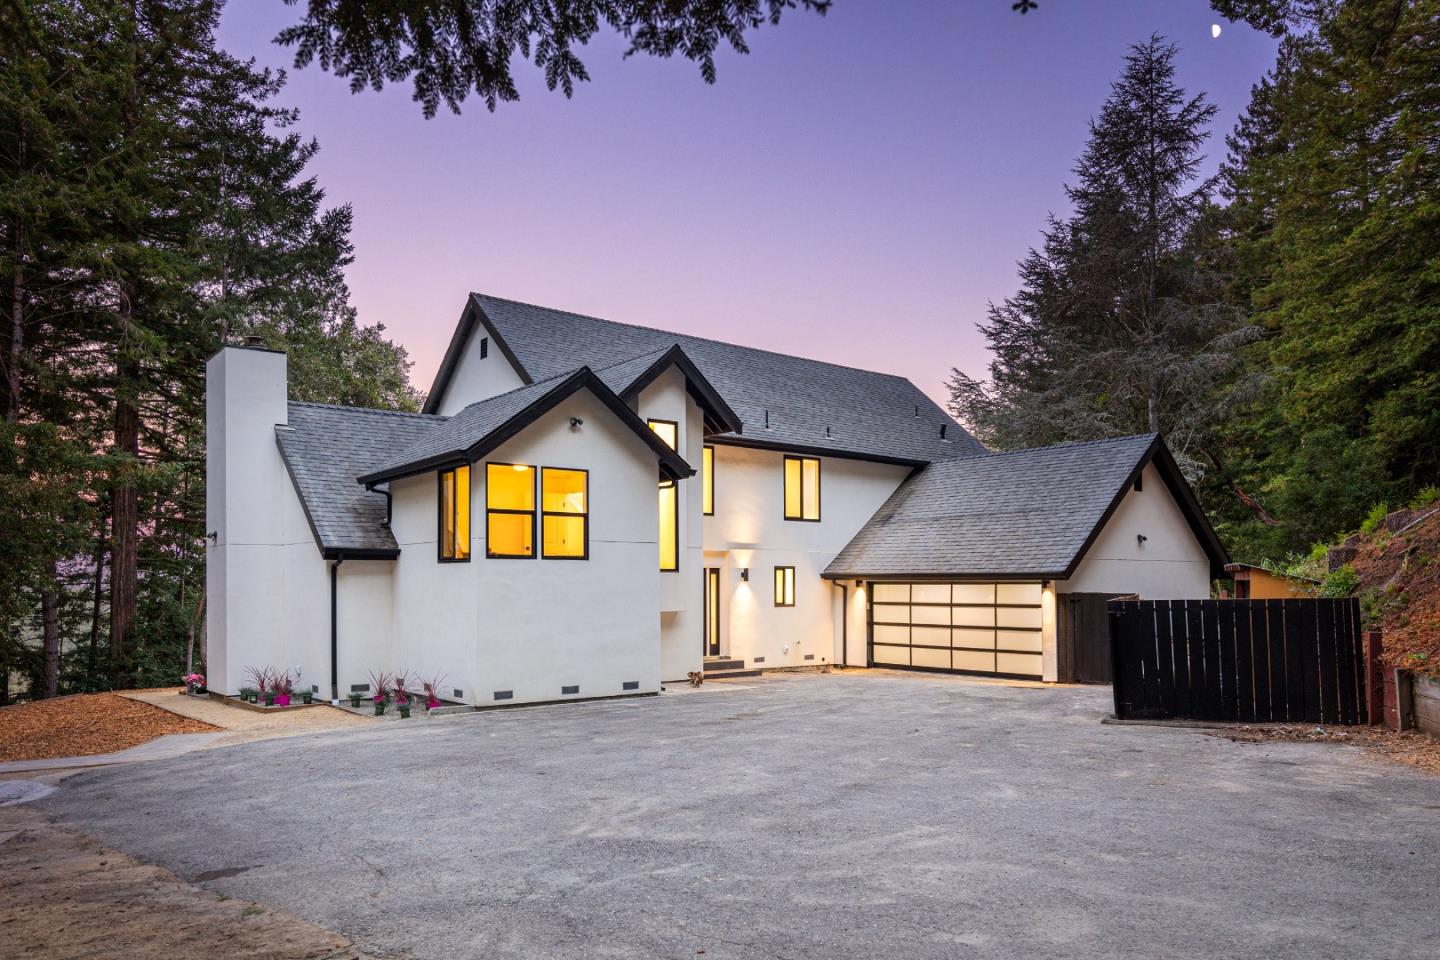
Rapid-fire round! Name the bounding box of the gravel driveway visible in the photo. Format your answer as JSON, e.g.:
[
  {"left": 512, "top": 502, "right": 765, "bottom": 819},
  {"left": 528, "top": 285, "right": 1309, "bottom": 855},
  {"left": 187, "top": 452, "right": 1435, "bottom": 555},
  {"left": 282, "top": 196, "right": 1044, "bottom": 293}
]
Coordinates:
[{"left": 38, "top": 671, "right": 1440, "bottom": 959}]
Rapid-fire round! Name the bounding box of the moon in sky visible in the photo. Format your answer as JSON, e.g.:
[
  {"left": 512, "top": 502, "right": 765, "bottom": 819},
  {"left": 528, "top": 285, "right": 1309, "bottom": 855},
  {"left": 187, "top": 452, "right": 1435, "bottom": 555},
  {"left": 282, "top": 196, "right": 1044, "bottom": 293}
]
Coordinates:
[{"left": 1211, "top": 23, "right": 1222, "bottom": 39}]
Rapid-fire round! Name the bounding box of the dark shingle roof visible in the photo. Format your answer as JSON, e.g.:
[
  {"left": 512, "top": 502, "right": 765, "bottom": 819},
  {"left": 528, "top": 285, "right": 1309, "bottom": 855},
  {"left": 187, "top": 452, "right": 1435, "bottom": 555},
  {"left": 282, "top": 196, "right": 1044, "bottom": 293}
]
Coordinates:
[
  {"left": 427, "top": 293, "right": 986, "bottom": 464},
  {"left": 356, "top": 366, "right": 693, "bottom": 487},
  {"left": 825, "top": 434, "right": 1171, "bottom": 579},
  {"left": 276, "top": 402, "right": 444, "bottom": 557}
]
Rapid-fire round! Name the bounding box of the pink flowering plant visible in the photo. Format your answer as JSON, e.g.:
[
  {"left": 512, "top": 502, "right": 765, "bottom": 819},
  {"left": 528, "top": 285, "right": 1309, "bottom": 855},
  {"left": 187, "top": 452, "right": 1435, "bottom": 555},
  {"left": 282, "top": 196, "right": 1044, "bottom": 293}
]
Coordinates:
[{"left": 182, "top": 672, "right": 205, "bottom": 694}]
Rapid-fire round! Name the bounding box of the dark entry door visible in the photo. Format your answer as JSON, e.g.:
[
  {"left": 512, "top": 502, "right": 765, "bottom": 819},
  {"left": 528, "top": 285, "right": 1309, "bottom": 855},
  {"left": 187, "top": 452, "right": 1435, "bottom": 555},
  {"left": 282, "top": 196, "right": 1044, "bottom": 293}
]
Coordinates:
[{"left": 703, "top": 567, "right": 720, "bottom": 656}]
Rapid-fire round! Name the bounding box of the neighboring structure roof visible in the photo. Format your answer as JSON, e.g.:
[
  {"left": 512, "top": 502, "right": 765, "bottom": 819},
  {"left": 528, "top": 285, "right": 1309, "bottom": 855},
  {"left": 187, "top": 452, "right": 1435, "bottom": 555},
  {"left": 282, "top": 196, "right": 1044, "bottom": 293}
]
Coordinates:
[
  {"left": 357, "top": 367, "right": 693, "bottom": 487},
  {"left": 824, "top": 434, "right": 1228, "bottom": 580},
  {"left": 423, "top": 293, "right": 987, "bottom": 465},
  {"left": 276, "top": 402, "right": 445, "bottom": 558}
]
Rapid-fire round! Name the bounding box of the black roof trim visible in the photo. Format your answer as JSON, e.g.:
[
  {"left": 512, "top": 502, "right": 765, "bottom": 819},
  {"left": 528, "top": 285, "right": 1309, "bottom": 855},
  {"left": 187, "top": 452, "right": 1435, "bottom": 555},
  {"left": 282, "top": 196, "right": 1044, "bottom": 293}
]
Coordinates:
[
  {"left": 423, "top": 297, "right": 533, "bottom": 414},
  {"left": 614, "top": 344, "right": 744, "bottom": 436},
  {"left": 709, "top": 434, "right": 928, "bottom": 468},
  {"left": 821, "top": 572, "right": 1064, "bottom": 582},
  {"left": 323, "top": 546, "right": 401, "bottom": 561},
  {"left": 362, "top": 367, "right": 693, "bottom": 487}
]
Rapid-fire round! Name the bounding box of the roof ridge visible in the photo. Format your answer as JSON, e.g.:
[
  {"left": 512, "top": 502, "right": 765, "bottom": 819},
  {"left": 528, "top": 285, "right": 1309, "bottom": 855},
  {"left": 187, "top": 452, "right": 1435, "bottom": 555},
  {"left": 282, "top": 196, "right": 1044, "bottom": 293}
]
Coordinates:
[
  {"left": 937, "top": 433, "right": 1157, "bottom": 464},
  {"left": 469, "top": 291, "right": 930, "bottom": 390},
  {"left": 288, "top": 400, "right": 446, "bottom": 421}
]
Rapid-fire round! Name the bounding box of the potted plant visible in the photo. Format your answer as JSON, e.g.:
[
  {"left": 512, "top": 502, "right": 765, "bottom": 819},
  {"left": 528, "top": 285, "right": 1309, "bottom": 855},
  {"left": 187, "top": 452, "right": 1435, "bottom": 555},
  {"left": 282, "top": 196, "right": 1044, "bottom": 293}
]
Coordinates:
[
  {"left": 393, "top": 670, "right": 412, "bottom": 718},
  {"left": 239, "top": 685, "right": 258, "bottom": 704},
  {"left": 273, "top": 670, "right": 293, "bottom": 707},
  {"left": 300, "top": 687, "right": 313, "bottom": 705},
  {"left": 420, "top": 672, "right": 448, "bottom": 713},
  {"left": 348, "top": 690, "right": 362, "bottom": 708},
  {"left": 181, "top": 672, "right": 205, "bottom": 696},
  {"left": 244, "top": 665, "right": 268, "bottom": 704},
  {"left": 367, "top": 670, "right": 391, "bottom": 716}
]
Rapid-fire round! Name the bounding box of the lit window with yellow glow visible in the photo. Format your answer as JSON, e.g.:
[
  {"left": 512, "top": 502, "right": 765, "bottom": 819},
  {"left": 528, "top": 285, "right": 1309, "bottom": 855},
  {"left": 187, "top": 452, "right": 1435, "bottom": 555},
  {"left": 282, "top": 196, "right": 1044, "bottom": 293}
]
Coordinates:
[
  {"left": 774, "top": 566, "right": 795, "bottom": 607},
  {"left": 438, "top": 464, "right": 471, "bottom": 561},
  {"left": 541, "top": 468, "right": 588, "bottom": 559},
  {"left": 783, "top": 456, "right": 820, "bottom": 521},
  {"left": 486, "top": 463, "right": 535, "bottom": 558},
  {"left": 702, "top": 445, "right": 714, "bottom": 516},
  {"left": 649, "top": 419, "right": 680, "bottom": 572}
]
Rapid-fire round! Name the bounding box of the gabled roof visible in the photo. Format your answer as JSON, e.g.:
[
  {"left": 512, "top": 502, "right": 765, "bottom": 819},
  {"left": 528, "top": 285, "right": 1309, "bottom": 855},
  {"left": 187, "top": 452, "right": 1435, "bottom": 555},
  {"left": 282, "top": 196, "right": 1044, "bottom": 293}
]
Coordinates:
[
  {"left": 823, "top": 434, "right": 1228, "bottom": 581},
  {"left": 423, "top": 293, "right": 986, "bottom": 465},
  {"left": 275, "top": 402, "right": 444, "bottom": 559},
  {"left": 358, "top": 366, "right": 693, "bottom": 487}
]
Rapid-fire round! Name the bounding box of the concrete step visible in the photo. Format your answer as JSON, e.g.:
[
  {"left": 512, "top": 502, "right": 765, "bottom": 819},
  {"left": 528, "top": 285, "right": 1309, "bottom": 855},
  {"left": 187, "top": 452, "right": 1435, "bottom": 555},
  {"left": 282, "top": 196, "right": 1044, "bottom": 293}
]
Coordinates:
[
  {"left": 703, "top": 658, "right": 746, "bottom": 673},
  {"left": 703, "top": 668, "right": 763, "bottom": 680}
]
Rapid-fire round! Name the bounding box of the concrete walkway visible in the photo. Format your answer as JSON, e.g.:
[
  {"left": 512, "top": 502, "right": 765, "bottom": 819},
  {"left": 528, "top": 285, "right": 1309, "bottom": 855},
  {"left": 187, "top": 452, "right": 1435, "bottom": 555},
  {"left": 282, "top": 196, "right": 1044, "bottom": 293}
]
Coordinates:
[
  {"left": 0, "top": 732, "right": 230, "bottom": 776},
  {"left": 121, "top": 688, "right": 373, "bottom": 749}
]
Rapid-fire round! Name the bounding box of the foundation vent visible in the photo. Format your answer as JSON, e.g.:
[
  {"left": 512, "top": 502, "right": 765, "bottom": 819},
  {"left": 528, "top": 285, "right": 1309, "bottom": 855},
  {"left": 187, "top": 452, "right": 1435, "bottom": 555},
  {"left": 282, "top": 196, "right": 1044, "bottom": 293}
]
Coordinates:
[
  {"left": 562, "top": 685, "right": 579, "bottom": 696},
  {"left": 622, "top": 681, "right": 639, "bottom": 691},
  {"left": 493, "top": 690, "right": 513, "bottom": 701}
]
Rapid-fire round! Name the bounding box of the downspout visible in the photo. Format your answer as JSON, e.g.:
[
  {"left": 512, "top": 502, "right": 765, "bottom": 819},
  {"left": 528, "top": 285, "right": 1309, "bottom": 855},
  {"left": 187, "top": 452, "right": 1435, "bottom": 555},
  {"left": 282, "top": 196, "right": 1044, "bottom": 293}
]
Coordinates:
[
  {"left": 841, "top": 583, "right": 848, "bottom": 667},
  {"left": 330, "top": 556, "right": 343, "bottom": 704}
]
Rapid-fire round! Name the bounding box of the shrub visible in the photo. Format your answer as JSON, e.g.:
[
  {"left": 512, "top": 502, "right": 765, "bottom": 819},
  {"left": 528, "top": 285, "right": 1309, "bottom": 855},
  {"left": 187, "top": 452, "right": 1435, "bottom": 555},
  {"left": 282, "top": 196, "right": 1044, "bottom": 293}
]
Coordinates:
[
  {"left": 1318, "top": 564, "right": 1359, "bottom": 598},
  {"left": 1411, "top": 485, "right": 1440, "bottom": 509},
  {"left": 1359, "top": 502, "right": 1390, "bottom": 536}
]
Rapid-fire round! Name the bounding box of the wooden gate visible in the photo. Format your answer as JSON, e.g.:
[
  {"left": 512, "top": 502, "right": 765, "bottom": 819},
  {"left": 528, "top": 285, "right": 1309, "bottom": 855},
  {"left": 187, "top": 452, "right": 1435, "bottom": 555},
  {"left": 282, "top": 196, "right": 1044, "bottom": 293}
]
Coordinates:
[
  {"left": 1108, "top": 598, "right": 1365, "bottom": 724},
  {"left": 1057, "top": 593, "right": 1114, "bottom": 683}
]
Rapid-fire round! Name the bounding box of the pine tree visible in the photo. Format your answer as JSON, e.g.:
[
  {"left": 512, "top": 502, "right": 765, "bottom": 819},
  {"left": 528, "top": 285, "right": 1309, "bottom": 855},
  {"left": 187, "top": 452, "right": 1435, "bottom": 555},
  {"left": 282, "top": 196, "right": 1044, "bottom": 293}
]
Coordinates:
[{"left": 949, "top": 36, "right": 1255, "bottom": 479}]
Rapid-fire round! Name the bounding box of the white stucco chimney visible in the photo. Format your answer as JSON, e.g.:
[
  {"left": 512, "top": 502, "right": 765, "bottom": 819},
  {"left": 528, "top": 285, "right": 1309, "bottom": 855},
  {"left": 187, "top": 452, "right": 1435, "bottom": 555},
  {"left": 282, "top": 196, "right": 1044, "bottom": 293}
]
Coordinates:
[{"left": 205, "top": 344, "right": 289, "bottom": 695}]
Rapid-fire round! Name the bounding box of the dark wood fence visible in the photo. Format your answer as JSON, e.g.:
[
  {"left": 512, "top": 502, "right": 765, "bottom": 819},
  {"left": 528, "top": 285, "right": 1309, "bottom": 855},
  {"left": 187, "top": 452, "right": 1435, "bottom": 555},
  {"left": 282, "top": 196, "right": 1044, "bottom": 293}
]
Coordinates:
[{"left": 1108, "top": 598, "right": 1365, "bottom": 724}]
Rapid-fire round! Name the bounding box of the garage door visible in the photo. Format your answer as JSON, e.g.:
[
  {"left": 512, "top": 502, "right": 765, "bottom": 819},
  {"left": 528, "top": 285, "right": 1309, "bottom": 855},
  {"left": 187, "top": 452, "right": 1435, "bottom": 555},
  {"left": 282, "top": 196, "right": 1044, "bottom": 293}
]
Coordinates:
[{"left": 869, "top": 582, "right": 1044, "bottom": 678}]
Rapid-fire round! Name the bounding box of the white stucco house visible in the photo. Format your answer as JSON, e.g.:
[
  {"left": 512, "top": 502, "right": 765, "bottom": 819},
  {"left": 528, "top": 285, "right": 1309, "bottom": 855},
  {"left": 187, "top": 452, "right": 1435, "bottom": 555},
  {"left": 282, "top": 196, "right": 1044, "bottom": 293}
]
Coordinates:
[{"left": 206, "top": 292, "right": 1228, "bottom": 705}]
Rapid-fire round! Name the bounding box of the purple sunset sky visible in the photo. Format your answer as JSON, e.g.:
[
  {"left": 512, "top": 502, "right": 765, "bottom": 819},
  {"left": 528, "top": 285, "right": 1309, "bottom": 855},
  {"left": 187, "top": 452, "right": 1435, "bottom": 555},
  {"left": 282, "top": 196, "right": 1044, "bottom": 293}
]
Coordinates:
[{"left": 216, "top": 2, "right": 1277, "bottom": 406}]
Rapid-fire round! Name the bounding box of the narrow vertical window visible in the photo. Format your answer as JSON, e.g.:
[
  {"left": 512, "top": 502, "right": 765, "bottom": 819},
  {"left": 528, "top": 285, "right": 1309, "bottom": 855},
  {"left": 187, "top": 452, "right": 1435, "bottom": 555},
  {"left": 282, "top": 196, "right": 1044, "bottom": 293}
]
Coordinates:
[
  {"left": 486, "top": 463, "right": 535, "bottom": 558},
  {"left": 541, "top": 468, "right": 588, "bottom": 559},
  {"left": 773, "top": 566, "right": 795, "bottom": 607},
  {"left": 438, "top": 465, "right": 471, "bottom": 561},
  {"left": 649, "top": 419, "right": 680, "bottom": 572},
  {"left": 479, "top": 336, "right": 489, "bottom": 359},
  {"left": 702, "top": 445, "right": 714, "bottom": 516},
  {"left": 783, "top": 455, "right": 821, "bottom": 521}
]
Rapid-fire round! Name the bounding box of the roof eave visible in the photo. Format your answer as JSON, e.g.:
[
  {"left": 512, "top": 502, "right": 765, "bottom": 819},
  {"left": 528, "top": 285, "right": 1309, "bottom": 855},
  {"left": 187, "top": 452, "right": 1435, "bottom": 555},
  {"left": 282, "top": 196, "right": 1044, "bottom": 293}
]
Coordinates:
[
  {"left": 709, "top": 434, "right": 928, "bottom": 468},
  {"left": 617, "top": 344, "right": 744, "bottom": 437},
  {"left": 422, "top": 296, "right": 534, "bottom": 415}
]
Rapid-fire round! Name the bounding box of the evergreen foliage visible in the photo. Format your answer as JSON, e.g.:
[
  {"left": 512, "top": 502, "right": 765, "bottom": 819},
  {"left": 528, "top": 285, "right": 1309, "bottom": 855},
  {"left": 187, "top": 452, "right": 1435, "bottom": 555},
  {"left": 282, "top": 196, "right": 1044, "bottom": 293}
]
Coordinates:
[{"left": 0, "top": 0, "right": 419, "bottom": 700}]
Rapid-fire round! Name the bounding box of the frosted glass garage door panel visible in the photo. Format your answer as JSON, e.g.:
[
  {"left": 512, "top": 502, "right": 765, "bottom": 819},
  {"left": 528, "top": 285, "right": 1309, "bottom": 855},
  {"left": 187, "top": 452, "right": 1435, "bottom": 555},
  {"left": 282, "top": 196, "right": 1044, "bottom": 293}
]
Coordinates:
[
  {"left": 873, "top": 583, "right": 910, "bottom": 603},
  {"left": 910, "top": 625, "right": 950, "bottom": 647},
  {"left": 872, "top": 645, "right": 910, "bottom": 666},
  {"left": 997, "top": 583, "right": 1043, "bottom": 606},
  {"left": 911, "top": 584, "right": 951, "bottom": 604},
  {"left": 953, "top": 649, "right": 997, "bottom": 672},
  {"left": 997, "top": 652, "right": 1043, "bottom": 676},
  {"left": 873, "top": 624, "right": 910, "bottom": 645},
  {"left": 952, "top": 628, "right": 996, "bottom": 650},
  {"left": 872, "top": 603, "right": 910, "bottom": 625},
  {"left": 952, "top": 583, "right": 995, "bottom": 605},
  {"left": 998, "top": 630, "right": 1043, "bottom": 653},
  {"left": 911, "top": 604, "right": 951, "bottom": 626},
  {"left": 953, "top": 605, "right": 996, "bottom": 627},
  {"left": 911, "top": 646, "right": 952, "bottom": 670},
  {"left": 997, "top": 606, "right": 1043, "bottom": 630}
]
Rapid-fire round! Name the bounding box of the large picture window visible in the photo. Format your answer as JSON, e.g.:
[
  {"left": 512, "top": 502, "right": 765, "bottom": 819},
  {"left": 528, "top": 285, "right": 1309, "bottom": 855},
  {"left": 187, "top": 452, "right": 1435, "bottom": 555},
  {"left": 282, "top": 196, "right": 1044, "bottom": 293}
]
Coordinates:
[
  {"left": 486, "top": 463, "right": 535, "bottom": 558},
  {"left": 783, "top": 455, "right": 821, "bottom": 521},
  {"left": 773, "top": 565, "right": 795, "bottom": 607},
  {"left": 541, "top": 468, "right": 588, "bottom": 559},
  {"left": 438, "top": 465, "right": 471, "bottom": 561},
  {"left": 702, "top": 445, "right": 714, "bottom": 516},
  {"left": 649, "top": 419, "right": 680, "bottom": 572}
]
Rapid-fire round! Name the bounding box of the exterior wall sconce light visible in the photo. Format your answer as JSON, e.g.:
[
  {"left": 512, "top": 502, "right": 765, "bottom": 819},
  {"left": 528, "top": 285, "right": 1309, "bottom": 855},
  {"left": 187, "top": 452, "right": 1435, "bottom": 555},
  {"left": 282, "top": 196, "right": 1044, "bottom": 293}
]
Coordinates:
[
  {"left": 1136, "top": 533, "right": 1148, "bottom": 545},
  {"left": 569, "top": 417, "right": 584, "bottom": 431},
  {"left": 740, "top": 567, "right": 749, "bottom": 582}
]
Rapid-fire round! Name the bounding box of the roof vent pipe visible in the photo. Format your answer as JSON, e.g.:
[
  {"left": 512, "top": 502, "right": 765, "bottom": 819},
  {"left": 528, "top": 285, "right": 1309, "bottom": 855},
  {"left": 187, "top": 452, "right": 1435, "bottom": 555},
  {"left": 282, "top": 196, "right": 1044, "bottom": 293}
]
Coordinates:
[
  {"left": 940, "top": 424, "right": 948, "bottom": 439},
  {"left": 243, "top": 335, "right": 266, "bottom": 348},
  {"left": 764, "top": 409, "right": 770, "bottom": 429},
  {"left": 825, "top": 426, "right": 831, "bottom": 438}
]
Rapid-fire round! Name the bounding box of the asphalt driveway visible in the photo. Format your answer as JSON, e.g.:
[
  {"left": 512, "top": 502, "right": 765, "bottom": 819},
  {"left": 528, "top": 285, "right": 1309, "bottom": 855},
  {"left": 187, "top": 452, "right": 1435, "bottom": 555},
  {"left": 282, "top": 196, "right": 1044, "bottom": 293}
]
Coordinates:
[{"left": 37, "top": 672, "right": 1440, "bottom": 959}]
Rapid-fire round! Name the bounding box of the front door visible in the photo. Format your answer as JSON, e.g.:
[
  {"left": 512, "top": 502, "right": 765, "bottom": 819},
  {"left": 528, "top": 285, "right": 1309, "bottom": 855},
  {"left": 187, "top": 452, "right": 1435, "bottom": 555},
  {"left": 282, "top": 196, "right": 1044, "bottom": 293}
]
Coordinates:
[{"left": 703, "top": 567, "right": 721, "bottom": 656}]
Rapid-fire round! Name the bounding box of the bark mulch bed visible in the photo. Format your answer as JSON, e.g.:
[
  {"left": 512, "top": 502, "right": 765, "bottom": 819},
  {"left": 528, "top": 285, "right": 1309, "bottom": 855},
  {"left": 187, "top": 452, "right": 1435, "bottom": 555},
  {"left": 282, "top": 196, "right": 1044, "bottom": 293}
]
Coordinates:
[
  {"left": 0, "top": 692, "right": 219, "bottom": 763},
  {"left": 1215, "top": 723, "right": 1440, "bottom": 776}
]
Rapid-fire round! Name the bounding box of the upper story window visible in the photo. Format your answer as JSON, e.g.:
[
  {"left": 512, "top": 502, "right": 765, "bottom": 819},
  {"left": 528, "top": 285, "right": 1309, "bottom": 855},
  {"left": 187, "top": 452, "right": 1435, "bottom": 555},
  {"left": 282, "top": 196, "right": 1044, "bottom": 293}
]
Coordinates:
[
  {"left": 783, "top": 455, "right": 821, "bottom": 521},
  {"left": 541, "top": 468, "right": 588, "bottom": 559},
  {"left": 702, "top": 445, "right": 714, "bottom": 516},
  {"left": 438, "top": 465, "right": 471, "bottom": 562},
  {"left": 486, "top": 463, "right": 535, "bottom": 558},
  {"left": 649, "top": 419, "right": 679, "bottom": 572},
  {"left": 479, "top": 336, "right": 488, "bottom": 359},
  {"left": 773, "top": 565, "right": 795, "bottom": 607}
]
